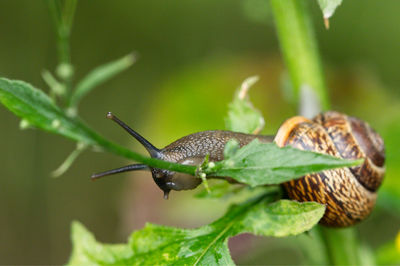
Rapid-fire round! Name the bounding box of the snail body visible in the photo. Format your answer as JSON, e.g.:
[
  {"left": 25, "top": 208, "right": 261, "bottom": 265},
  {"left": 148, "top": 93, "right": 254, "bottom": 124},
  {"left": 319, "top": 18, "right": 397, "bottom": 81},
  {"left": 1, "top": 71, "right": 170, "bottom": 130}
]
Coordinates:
[{"left": 93, "top": 111, "right": 385, "bottom": 227}]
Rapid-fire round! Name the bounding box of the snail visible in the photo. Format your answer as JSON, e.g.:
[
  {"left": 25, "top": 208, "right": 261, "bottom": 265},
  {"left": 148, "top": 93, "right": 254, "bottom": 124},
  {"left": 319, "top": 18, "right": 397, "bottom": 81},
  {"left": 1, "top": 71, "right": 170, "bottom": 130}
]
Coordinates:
[{"left": 92, "top": 111, "right": 385, "bottom": 227}]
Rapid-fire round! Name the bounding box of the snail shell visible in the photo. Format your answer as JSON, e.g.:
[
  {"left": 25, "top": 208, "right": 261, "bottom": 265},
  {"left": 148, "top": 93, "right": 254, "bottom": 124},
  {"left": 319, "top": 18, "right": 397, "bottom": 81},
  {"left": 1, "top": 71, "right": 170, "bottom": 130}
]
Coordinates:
[{"left": 275, "top": 111, "right": 385, "bottom": 227}]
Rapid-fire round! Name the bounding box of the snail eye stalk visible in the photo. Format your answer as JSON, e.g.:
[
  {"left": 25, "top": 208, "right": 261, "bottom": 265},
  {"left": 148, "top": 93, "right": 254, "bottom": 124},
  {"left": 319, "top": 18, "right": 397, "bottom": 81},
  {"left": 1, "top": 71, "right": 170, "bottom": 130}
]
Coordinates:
[
  {"left": 91, "top": 164, "right": 148, "bottom": 180},
  {"left": 106, "top": 112, "right": 161, "bottom": 158}
]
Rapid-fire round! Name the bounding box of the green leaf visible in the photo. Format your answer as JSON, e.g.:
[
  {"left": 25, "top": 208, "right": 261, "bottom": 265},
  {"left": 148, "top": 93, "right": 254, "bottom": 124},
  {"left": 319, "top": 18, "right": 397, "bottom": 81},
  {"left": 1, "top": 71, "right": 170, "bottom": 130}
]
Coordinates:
[
  {"left": 194, "top": 180, "right": 276, "bottom": 200},
  {"left": 0, "top": 78, "right": 97, "bottom": 145},
  {"left": 69, "top": 53, "right": 136, "bottom": 108},
  {"left": 317, "top": 0, "right": 343, "bottom": 19},
  {"left": 205, "top": 139, "right": 362, "bottom": 187},
  {"left": 195, "top": 180, "right": 245, "bottom": 199},
  {"left": 68, "top": 221, "right": 133, "bottom": 265},
  {"left": 68, "top": 191, "right": 325, "bottom": 265},
  {"left": 223, "top": 138, "right": 240, "bottom": 158},
  {"left": 225, "top": 76, "right": 265, "bottom": 134},
  {"left": 0, "top": 78, "right": 198, "bottom": 175}
]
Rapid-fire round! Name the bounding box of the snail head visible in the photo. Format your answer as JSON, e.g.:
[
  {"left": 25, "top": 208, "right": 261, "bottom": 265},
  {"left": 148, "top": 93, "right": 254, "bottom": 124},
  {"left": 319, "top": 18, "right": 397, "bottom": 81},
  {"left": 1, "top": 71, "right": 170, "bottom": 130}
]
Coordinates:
[{"left": 91, "top": 112, "right": 201, "bottom": 199}]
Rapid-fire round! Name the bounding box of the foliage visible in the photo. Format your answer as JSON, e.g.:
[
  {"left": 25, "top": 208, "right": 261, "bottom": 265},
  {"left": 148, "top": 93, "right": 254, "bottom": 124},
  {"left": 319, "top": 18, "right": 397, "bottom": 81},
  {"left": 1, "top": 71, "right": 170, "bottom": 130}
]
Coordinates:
[
  {"left": 195, "top": 180, "right": 246, "bottom": 199},
  {"left": 205, "top": 139, "right": 361, "bottom": 187},
  {"left": 225, "top": 76, "right": 265, "bottom": 134},
  {"left": 68, "top": 190, "right": 325, "bottom": 265},
  {"left": 0, "top": 0, "right": 398, "bottom": 265},
  {"left": 68, "top": 53, "right": 136, "bottom": 112},
  {"left": 0, "top": 78, "right": 194, "bottom": 173},
  {"left": 317, "top": 0, "right": 343, "bottom": 19},
  {"left": 0, "top": 77, "right": 358, "bottom": 182},
  {"left": 0, "top": 78, "right": 100, "bottom": 146},
  {"left": 0, "top": 76, "right": 362, "bottom": 265},
  {"left": 317, "top": 0, "right": 343, "bottom": 29}
]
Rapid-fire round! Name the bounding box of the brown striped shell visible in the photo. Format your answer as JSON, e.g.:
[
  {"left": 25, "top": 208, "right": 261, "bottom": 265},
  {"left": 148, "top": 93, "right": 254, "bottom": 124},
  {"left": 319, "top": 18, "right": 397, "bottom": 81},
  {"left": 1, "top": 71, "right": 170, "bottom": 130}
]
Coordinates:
[{"left": 274, "top": 111, "right": 385, "bottom": 227}]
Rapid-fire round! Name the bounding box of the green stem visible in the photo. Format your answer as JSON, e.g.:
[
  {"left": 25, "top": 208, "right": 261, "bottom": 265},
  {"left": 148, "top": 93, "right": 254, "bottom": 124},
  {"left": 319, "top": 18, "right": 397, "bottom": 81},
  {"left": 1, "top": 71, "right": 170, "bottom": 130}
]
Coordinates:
[
  {"left": 97, "top": 139, "right": 198, "bottom": 175},
  {"left": 270, "top": 1, "right": 359, "bottom": 265},
  {"left": 320, "top": 227, "right": 361, "bottom": 265},
  {"left": 77, "top": 121, "right": 198, "bottom": 175},
  {"left": 44, "top": 1, "right": 196, "bottom": 176},
  {"left": 57, "top": 26, "right": 72, "bottom": 68},
  {"left": 46, "top": 0, "right": 76, "bottom": 99},
  {"left": 62, "top": 0, "right": 78, "bottom": 28},
  {"left": 270, "top": 0, "right": 330, "bottom": 111},
  {"left": 46, "top": 0, "right": 61, "bottom": 27}
]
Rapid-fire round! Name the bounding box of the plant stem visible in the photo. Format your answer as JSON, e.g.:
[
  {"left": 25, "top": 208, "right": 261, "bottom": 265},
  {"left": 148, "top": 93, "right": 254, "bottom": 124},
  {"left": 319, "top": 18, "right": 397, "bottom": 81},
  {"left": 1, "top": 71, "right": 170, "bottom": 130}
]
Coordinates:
[
  {"left": 57, "top": 0, "right": 76, "bottom": 94},
  {"left": 46, "top": 0, "right": 77, "bottom": 99},
  {"left": 270, "top": 0, "right": 359, "bottom": 265},
  {"left": 44, "top": 1, "right": 196, "bottom": 176},
  {"left": 320, "top": 227, "right": 361, "bottom": 265},
  {"left": 270, "top": 0, "right": 330, "bottom": 113},
  {"left": 96, "top": 138, "right": 198, "bottom": 175},
  {"left": 77, "top": 121, "right": 198, "bottom": 175}
]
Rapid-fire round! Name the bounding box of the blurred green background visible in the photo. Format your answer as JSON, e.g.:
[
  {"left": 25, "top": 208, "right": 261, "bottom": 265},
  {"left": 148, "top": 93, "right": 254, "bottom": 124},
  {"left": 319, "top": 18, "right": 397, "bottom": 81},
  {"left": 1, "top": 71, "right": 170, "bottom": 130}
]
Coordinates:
[{"left": 0, "top": 0, "right": 399, "bottom": 264}]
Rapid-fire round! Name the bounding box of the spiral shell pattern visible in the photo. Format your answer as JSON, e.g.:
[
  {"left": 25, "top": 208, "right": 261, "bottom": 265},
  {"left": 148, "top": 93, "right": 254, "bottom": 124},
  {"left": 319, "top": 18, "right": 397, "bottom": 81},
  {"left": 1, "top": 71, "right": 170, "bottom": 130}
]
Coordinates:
[{"left": 275, "top": 111, "right": 385, "bottom": 227}]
